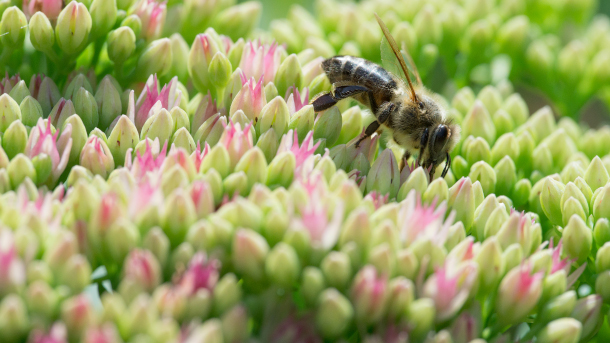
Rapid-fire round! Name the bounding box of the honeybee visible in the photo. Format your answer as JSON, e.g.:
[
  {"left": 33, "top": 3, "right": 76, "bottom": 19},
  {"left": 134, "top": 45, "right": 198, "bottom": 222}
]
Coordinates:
[{"left": 312, "top": 14, "right": 459, "bottom": 181}]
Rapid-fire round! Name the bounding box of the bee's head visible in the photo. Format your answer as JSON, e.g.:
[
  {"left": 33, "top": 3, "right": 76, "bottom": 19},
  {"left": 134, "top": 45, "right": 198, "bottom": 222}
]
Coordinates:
[{"left": 424, "top": 120, "right": 460, "bottom": 177}]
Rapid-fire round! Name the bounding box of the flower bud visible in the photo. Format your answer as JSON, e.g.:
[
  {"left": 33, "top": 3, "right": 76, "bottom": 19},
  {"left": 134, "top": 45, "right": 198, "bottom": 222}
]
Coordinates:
[
  {"left": 287, "top": 105, "right": 315, "bottom": 143},
  {"left": 28, "top": 12, "right": 55, "bottom": 53},
  {"left": 495, "top": 264, "right": 543, "bottom": 326},
  {"left": 0, "top": 94, "right": 21, "bottom": 133},
  {"left": 493, "top": 109, "right": 515, "bottom": 137},
  {"left": 562, "top": 214, "right": 592, "bottom": 264},
  {"left": 136, "top": 38, "right": 173, "bottom": 79},
  {"left": 540, "top": 291, "right": 577, "bottom": 323},
  {"left": 140, "top": 108, "right": 173, "bottom": 145},
  {"left": 570, "top": 295, "right": 603, "bottom": 341},
  {"left": 48, "top": 98, "right": 76, "bottom": 130},
  {"left": 302, "top": 266, "right": 325, "bottom": 306},
  {"left": 107, "top": 26, "right": 136, "bottom": 64},
  {"left": 213, "top": 273, "right": 242, "bottom": 315},
  {"left": 232, "top": 228, "right": 269, "bottom": 280},
  {"left": 188, "top": 34, "right": 220, "bottom": 94},
  {"left": 316, "top": 288, "right": 353, "bottom": 339},
  {"left": 59, "top": 254, "right": 92, "bottom": 293},
  {"left": 0, "top": 6, "right": 26, "bottom": 49},
  {"left": 7, "top": 154, "right": 36, "bottom": 189},
  {"left": 0, "top": 294, "right": 29, "bottom": 342},
  {"left": 313, "top": 106, "right": 342, "bottom": 147},
  {"left": 73, "top": 87, "right": 99, "bottom": 132},
  {"left": 274, "top": 54, "right": 303, "bottom": 97},
  {"left": 367, "top": 149, "right": 400, "bottom": 199},
  {"left": 123, "top": 249, "right": 161, "bottom": 294},
  {"left": 265, "top": 242, "right": 300, "bottom": 288},
  {"left": 61, "top": 295, "right": 96, "bottom": 341},
  {"left": 80, "top": 136, "right": 114, "bottom": 178},
  {"left": 468, "top": 161, "right": 496, "bottom": 195},
  {"left": 407, "top": 298, "right": 436, "bottom": 339},
  {"left": 423, "top": 177, "right": 449, "bottom": 204},
  {"left": 397, "top": 166, "right": 428, "bottom": 201},
  {"left": 234, "top": 146, "right": 267, "bottom": 191},
  {"left": 267, "top": 151, "right": 296, "bottom": 188},
  {"left": 94, "top": 77, "right": 122, "bottom": 131},
  {"left": 257, "top": 96, "right": 289, "bottom": 137},
  {"left": 336, "top": 106, "right": 362, "bottom": 145},
  {"left": 462, "top": 100, "right": 496, "bottom": 145},
  {"left": 493, "top": 156, "right": 516, "bottom": 196},
  {"left": 2, "top": 120, "right": 27, "bottom": 159},
  {"left": 321, "top": 251, "right": 352, "bottom": 290},
  {"left": 25, "top": 280, "right": 58, "bottom": 320},
  {"left": 55, "top": 2, "right": 92, "bottom": 55},
  {"left": 475, "top": 237, "right": 504, "bottom": 294},
  {"left": 7, "top": 81, "right": 28, "bottom": 107},
  {"left": 19, "top": 96, "right": 42, "bottom": 128},
  {"left": 448, "top": 178, "right": 475, "bottom": 230},
  {"left": 540, "top": 177, "right": 565, "bottom": 226},
  {"left": 107, "top": 115, "right": 139, "bottom": 166},
  {"left": 595, "top": 218, "right": 610, "bottom": 248},
  {"left": 465, "top": 136, "right": 491, "bottom": 165},
  {"left": 537, "top": 318, "right": 582, "bottom": 343},
  {"left": 90, "top": 0, "right": 118, "bottom": 38}
]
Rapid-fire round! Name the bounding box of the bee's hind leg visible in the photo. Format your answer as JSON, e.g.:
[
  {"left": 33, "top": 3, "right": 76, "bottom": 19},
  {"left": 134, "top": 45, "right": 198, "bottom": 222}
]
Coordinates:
[
  {"left": 312, "top": 93, "right": 337, "bottom": 112},
  {"left": 399, "top": 151, "right": 411, "bottom": 171}
]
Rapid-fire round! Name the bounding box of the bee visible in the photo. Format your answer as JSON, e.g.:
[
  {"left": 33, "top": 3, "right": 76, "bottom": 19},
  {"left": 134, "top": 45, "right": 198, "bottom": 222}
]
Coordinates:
[{"left": 312, "top": 13, "right": 459, "bottom": 181}]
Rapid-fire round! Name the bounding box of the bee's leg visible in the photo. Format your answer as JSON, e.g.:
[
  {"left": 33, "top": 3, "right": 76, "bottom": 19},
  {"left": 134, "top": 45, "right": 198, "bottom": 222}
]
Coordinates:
[
  {"left": 399, "top": 151, "right": 411, "bottom": 171},
  {"left": 428, "top": 165, "right": 436, "bottom": 181},
  {"left": 417, "top": 128, "right": 429, "bottom": 165},
  {"left": 441, "top": 153, "right": 451, "bottom": 178},
  {"left": 355, "top": 102, "right": 396, "bottom": 148},
  {"left": 355, "top": 121, "right": 379, "bottom": 148},
  {"left": 312, "top": 85, "right": 371, "bottom": 112}
]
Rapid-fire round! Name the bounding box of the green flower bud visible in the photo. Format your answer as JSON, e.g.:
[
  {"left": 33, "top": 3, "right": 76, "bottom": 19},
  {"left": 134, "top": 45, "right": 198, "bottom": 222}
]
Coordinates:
[
  {"left": 7, "top": 154, "right": 35, "bottom": 189},
  {"left": 107, "top": 26, "right": 136, "bottom": 64},
  {"left": 321, "top": 251, "right": 352, "bottom": 290},
  {"left": 2, "top": 119, "right": 27, "bottom": 159},
  {"left": 540, "top": 177, "right": 565, "bottom": 226},
  {"left": 563, "top": 214, "right": 592, "bottom": 264},
  {"left": 208, "top": 52, "right": 233, "bottom": 90},
  {"left": 95, "top": 77, "right": 122, "bottom": 131},
  {"left": 594, "top": 218, "right": 610, "bottom": 248},
  {"left": 0, "top": 6, "right": 26, "bottom": 49},
  {"left": 451, "top": 155, "right": 469, "bottom": 180},
  {"left": 465, "top": 136, "right": 491, "bottom": 166},
  {"left": 142, "top": 228, "right": 170, "bottom": 268},
  {"left": 496, "top": 264, "right": 543, "bottom": 326},
  {"left": 367, "top": 149, "right": 400, "bottom": 199},
  {"left": 25, "top": 280, "right": 59, "bottom": 320},
  {"left": 232, "top": 228, "right": 268, "bottom": 281},
  {"left": 585, "top": 156, "right": 609, "bottom": 191},
  {"left": 511, "top": 179, "right": 530, "bottom": 209},
  {"left": 28, "top": 12, "right": 55, "bottom": 52},
  {"left": 140, "top": 108, "right": 173, "bottom": 144},
  {"left": 423, "top": 177, "right": 449, "bottom": 204},
  {"left": 452, "top": 87, "right": 475, "bottom": 116},
  {"left": 540, "top": 271, "right": 567, "bottom": 307},
  {"left": 336, "top": 106, "right": 363, "bottom": 145},
  {"left": 48, "top": 99, "right": 76, "bottom": 130},
  {"left": 462, "top": 100, "right": 496, "bottom": 145},
  {"left": 80, "top": 136, "right": 114, "bottom": 178},
  {"left": 19, "top": 96, "right": 42, "bottom": 128},
  {"left": 475, "top": 237, "right": 504, "bottom": 295},
  {"left": 316, "top": 288, "right": 353, "bottom": 339},
  {"left": 497, "top": 15, "right": 529, "bottom": 55},
  {"left": 502, "top": 243, "right": 524, "bottom": 276},
  {"left": 596, "top": 270, "right": 610, "bottom": 302},
  {"left": 55, "top": 2, "right": 92, "bottom": 55},
  {"left": 58, "top": 254, "right": 91, "bottom": 293},
  {"left": 398, "top": 167, "right": 429, "bottom": 201},
  {"left": 288, "top": 105, "right": 315, "bottom": 143},
  {"left": 562, "top": 161, "right": 586, "bottom": 184},
  {"left": 494, "top": 156, "right": 516, "bottom": 196},
  {"left": 194, "top": 114, "right": 227, "bottom": 149},
  {"left": 275, "top": 54, "right": 302, "bottom": 97},
  {"left": 407, "top": 298, "right": 436, "bottom": 339},
  {"left": 313, "top": 106, "right": 342, "bottom": 147},
  {"left": 484, "top": 204, "right": 509, "bottom": 239},
  {"left": 468, "top": 161, "right": 496, "bottom": 195},
  {"left": 540, "top": 291, "right": 577, "bottom": 323},
  {"left": 90, "top": 0, "right": 118, "bottom": 38},
  {"left": 265, "top": 242, "right": 300, "bottom": 288},
  {"left": 234, "top": 147, "right": 267, "bottom": 191},
  {"left": 107, "top": 115, "right": 139, "bottom": 166},
  {"left": 212, "top": 1, "right": 261, "bottom": 41},
  {"left": 368, "top": 243, "right": 395, "bottom": 276},
  {"left": 493, "top": 109, "right": 515, "bottom": 137},
  {"left": 257, "top": 96, "right": 289, "bottom": 137},
  {"left": 308, "top": 73, "right": 331, "bottom": 99},
  {"left": 0, "top": 294, "right": 29, "bottom": 342},
  {"left": 8, "top": 80, "right": 29, "bottom": 105},
  {"left": 477, "top": 85, "right": 502, "bottom": 116},
  {"left": 73, "top": 87, "right": 99, "bottom": 132},
  {"left": 537, "top": 318, "right": 582, "bottom": 343},
  {"left": 301, "top": 266, "right": 326, "bottom": 307},
  {"left": 0, "top": 94, "right": 21, "bottom": 133},
  {"left": 533, "top": 143, "right": 554, "bottom": 176},
  {"left": 136, "top": 38, "right": 173, "bottom": 79},
  {"left": 222, "top": 171, "right": 247, "bottom": 197},
  {"left": 120, "top": 13, "right": 141, "bottom": 35},
  {"left": 447, "top": 177, "right": 475, "bottom": 230},
  {"left": 491, "top": 132, "right": 519, "bottom": 166},
  {"left": 267, "top": 151, "right": 295, "bottom": 189},
  {"left": 166, "top": 33, "right": 190, "bottom": 84},
  {"left": 170, "top": 127, "right": 195, "bottom": 153}
]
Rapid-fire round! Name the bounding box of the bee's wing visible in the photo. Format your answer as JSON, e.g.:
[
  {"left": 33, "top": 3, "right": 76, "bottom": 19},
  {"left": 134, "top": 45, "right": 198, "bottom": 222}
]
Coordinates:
[
  {"left": 380, "top": 39, "right": 422, "bottom": 86},
  {"left": 375, "top": 13, "right": 417, "bottom": 101}
]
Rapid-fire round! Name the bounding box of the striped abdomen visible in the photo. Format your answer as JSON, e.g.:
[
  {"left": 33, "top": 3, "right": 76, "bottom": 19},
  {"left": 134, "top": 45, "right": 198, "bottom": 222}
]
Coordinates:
[{"left": 321, "top": 55, "right": 397, "bottom": 104}]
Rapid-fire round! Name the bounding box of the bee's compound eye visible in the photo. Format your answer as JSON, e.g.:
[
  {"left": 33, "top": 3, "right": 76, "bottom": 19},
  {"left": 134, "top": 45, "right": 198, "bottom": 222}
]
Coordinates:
[{"left": 418, "top": 101, "right": 425, "bottom": 110}]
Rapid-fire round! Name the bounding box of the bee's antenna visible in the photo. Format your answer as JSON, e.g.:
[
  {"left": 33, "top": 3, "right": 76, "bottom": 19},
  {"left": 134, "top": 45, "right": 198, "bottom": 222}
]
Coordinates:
[{"left": 374, "top": 13, "right": 418, "bottom": 102}]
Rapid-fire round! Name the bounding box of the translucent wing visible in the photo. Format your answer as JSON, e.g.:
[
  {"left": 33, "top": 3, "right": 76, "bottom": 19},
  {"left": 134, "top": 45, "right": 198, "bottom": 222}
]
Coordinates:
[
  {"left": 380, "top": 39, "right": 422, "bottom": 86},
  {"left": 375, "top": 13, "right": 417, "bottom": 101}
]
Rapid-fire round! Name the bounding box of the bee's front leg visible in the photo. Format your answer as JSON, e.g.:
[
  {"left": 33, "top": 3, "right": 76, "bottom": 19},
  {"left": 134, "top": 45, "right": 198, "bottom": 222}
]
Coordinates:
[{"left": 399, "top": 151, "right": 411, "bottom": 171}]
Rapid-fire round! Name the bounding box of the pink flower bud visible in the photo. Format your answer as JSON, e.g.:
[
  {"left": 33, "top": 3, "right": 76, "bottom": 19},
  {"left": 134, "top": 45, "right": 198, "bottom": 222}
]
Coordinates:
[
  {"left": 218, "top": 120, "right": 253, "bottom": 170},
  {"left": 25, "top": 118, "right": 72, "bottom": 185},
  {"left": 135, "top": 75, "right": 181, "bottom": 131},
  {"left": 495, "top": 263, "right": 543, "bottom": 326},
  {"left": 190, "top": 142, "right": 210, "bottom": 173},
  {"left": 285, "top": 86, "right": 309, "bottom": 115},
  {"left": 123, "top": 248, "right": 162, "bottom": 293},
  {"left": 60, "top": 295, "right": 96, "bottom": 341},
  {"left": 350, "top": 265, "right": 389, "bottom": 324},
  {"left": 239, "top": 40, "right": 282, "bottom": 85},
  {"left": 277, "top": 130, "right": 320, "bottom": 179},
  {"left": 229, "top": 75, "right": 267, "bottom": 121},
  {"left": 0, "top": 229, "right": 26, "bottom": 297},
  {"left": 83, "top": 323, "right": 122, "bottom": 343},
  {"left": 423, "top": 261, "right": 479, "bottom": 322},
  {"left": 177, "top": 252, "right": 221, "bottom": 296},
  {"left": 399, "top": 190, "right": 454, "bottom": 247},
  {"left": 191, "top": 92, "right": 218, "bottom": 133},
  {"left": 79, "top": 136, "right": 115, "bottom": 178},
  {"left": 129, "top": 0, "right": 166, "bottom": 41},
  {"left": 29, "top": 322, "right": 68, "bottom": 343},
  {"left": 125, "top": 138, "right": 168, "bottom": 184},
  {"left": 23, "top": 0, "right": 63, "bottom": 21}
]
